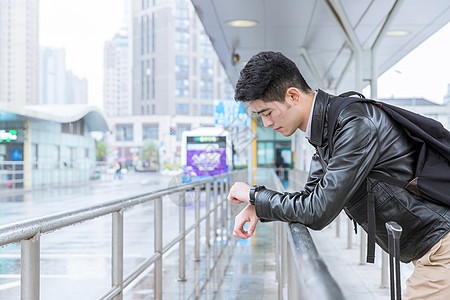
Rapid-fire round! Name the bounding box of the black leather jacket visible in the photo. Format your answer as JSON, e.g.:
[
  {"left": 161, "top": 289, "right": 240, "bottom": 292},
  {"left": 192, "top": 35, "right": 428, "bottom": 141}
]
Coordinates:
[{"left": 255, "top": 89, "right": 450, "bottom": 262}]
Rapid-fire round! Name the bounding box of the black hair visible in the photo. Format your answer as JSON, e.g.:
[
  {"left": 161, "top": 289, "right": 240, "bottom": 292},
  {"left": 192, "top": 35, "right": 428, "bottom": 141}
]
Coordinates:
[{"left": 234, "top": 51, "right": 312, "bottom": 102}]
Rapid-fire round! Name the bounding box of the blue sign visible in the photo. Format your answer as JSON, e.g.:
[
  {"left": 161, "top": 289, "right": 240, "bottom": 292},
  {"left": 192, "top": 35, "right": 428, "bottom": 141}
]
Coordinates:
[
  {"left": 214, "top": 99, "right": 249, "bottom": 127},
  {"left": 12, "top": 149, "right": 22, "bottom": 161}
]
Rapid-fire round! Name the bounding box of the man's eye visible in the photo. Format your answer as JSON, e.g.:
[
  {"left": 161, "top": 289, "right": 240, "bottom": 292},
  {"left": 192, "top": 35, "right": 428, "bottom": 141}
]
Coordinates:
[{"left": 264, "top": 112, "right": 271, "bottom": 117}]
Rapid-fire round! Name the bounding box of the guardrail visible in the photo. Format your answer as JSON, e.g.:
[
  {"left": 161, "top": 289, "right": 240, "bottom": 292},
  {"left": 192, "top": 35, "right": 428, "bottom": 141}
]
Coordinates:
[
  {"left": 268, "top": 169, "right": 345, "bottom": 299},
  {"left": 0, "top": 161, "right": 113, "bottom": 191},
  {"left": 0, "top": 170, "right": 247, "bottom": 300},
  {"left": 286, "top": 168, "right": 389, "bottom": 293}
]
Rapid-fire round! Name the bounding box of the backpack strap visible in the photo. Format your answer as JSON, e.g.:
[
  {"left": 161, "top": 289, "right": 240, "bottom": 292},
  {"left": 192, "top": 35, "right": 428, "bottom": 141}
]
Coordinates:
[
  {"left": 338, "top": 91, "right": 365, "bottom": 98},
  {"left": 329, "top": 92, "right": 408, "bottom": 264}
]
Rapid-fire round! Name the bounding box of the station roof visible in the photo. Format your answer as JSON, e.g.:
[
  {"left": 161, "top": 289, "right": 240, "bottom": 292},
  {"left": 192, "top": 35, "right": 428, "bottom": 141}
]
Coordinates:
[
  {"left": 0, "top": 104, "right": 110, "bottom": 132},
  {"left": 191, "top": 0, "right": 450, "bottom": 92}
]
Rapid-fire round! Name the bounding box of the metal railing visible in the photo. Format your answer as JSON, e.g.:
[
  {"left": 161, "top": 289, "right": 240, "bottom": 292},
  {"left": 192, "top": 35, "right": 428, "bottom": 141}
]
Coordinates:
[
  {"left": 269, "top": 169, "right": 346, "bottom": 300},
  {"left": 287, "top": 169, "right": 390, "bottom": 292},
  {"left": 0, "top": 160, "right": 114, "bottom": 191},
  {"left": 0, "top": 170, "right": 247, "bottom": 300}
]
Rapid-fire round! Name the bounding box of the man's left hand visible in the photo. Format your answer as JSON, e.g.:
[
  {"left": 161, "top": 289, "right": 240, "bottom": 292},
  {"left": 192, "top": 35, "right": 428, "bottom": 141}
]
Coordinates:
[{"left": 227, "top": 182, "right": 251, "bottom": 204}]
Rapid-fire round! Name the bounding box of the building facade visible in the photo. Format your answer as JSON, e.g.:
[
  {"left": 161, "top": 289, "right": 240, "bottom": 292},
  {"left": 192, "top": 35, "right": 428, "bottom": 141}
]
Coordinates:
[
  {"left": 103, "top": 28, "right": 131, "bottom": 117},
  {"left": 106, "top": 0, "right": 235, "bottom": 167},
  {"left": 0, "top": 0, "right": 39, "bottom": 105},
  {"left": 66, "top": 71, "right": 88, "bottom": 104},
  {"left": 40, "top": 47, "right": 67, "bottom": 104},
  {"left": 0, "top": 104, "right": 109, "bottom": 189}
]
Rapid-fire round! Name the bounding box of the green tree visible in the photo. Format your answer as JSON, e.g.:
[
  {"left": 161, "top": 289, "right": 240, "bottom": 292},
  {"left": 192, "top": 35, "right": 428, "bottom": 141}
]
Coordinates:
[{"left": 95, "top": 141, "right": 107, "bottom": 161}]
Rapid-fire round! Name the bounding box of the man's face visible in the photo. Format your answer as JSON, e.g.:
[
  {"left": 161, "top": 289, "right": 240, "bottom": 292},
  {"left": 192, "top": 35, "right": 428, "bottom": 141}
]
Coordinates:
[{"left": 248, "top": 96, "right": 302, "bottom": 137}]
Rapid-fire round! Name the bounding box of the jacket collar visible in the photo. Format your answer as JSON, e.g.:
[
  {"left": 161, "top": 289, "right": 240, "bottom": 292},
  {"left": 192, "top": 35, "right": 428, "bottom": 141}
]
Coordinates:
[{"left": 309, "top": 89, "right": 331, "bottom": 147}]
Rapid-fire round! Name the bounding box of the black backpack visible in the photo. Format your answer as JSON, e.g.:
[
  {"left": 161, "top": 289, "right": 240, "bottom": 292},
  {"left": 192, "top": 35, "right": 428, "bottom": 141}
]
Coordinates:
[{"left": 328, "top": 91, "right": 450, "bottom": 263}]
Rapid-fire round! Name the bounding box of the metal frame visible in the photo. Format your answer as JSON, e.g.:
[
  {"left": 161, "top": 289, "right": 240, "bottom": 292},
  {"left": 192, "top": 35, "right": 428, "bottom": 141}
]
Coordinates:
[{"left": 0, "top": 170, "right": 247, "bottom": 300}]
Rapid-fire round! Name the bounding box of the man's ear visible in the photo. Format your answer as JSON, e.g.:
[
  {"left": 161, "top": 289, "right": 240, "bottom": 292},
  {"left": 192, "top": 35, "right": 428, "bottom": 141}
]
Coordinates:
[{"left": 285, "top": 87, "right": 301, "bottom": 105}]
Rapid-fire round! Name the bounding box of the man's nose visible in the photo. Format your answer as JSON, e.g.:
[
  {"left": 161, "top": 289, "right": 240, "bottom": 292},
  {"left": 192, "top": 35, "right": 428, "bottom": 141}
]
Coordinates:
[{"left": 261, "top": 116, "right": 273, "bottom": 128}]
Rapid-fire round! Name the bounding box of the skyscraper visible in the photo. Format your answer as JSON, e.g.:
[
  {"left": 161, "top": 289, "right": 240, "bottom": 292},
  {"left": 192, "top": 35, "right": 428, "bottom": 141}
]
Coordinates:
[
  {"left": 66, "top": 71, "right": 88, "bottom": 104},
  {"left": 40, "top": 47, "right": 66, "bottom": 104},
  {"left": 131, "top": 0, "right": 233, "bottom": 118},
  {"left": 0, "top": 0, "right": 39, "bottom": 105},
  {"left": 110, "top": 0, "right": 235, "bottom": 165},
  {"left": 103, "top": 27, "right": 131, "bottom": 116}
]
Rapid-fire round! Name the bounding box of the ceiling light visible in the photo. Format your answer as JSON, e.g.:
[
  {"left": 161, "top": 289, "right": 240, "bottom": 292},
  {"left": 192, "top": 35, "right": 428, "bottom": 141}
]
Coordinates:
[
  {"left": 226, "top": 19, "right": 259, "bottom": 28},
  {"left": 386, "top": 30, "right": 410, "bottom": 37}
]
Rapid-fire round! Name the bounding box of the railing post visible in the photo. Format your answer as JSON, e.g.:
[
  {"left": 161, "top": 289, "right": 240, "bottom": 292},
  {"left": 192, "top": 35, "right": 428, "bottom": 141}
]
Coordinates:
[
  {"left": 178, "top": 190, "right": 186, "bottom": 281},
  {"left": 225, "top": 175, "right": 231, "bottom": 244},
  {"left": 21, "top": 234, "right": 40, "bottom": 300},
  {"left": 213, "top": 178, "right": 219, "bottom": 291},
  {"left": 194, "top": 186, "right": 201, "bottom": 262},
  {"left": 154, "top": 196, "right": 163, "bottom": 300},
  {"left": 360, "top": 229, "right": 367, "bottom": 265},
  {"left": 381, "top": 250, "right": 389, "bottom": 288},
  {"left": 335, "top": 213, "right": 340, "bottom": 237},
  {"left": 347, "top": 218, "right": 353, "bottom": 248},
  {"left": 220, "top": 176, "right": 225, "bottom": 250},
  {"left": 205, "top": 181, "right": 211, "bottom": 281},
  {"left": 112, "top": 210, "right": 123, "bottom": 300}
]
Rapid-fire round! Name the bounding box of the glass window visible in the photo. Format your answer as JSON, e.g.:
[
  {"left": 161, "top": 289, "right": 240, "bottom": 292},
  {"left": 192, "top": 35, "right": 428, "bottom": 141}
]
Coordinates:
[
  {"left": 176, "top": 103, "right": 189, "bottom": 115},
  {"left": 176, "top": 123, "right": 191, "bottom": 141},
  {"left": 200, "top": 80, "right": 213, "bottom": 99},
  {"left": 143, "top": 123, "right": 159, "bottom": 140},
  {"left": 175, "top": 55, "right": 189, "bottom": 77},
  {"left": 175, "top": 32, "right": 189, "bottom": 52},
  {"left": 116, "top": 124, "right": 134, "bottom": 141},
  {"left": 257, "top": 142, "right": 274, "bottom": 165},
  {"left": 200, "top": 58, "right": 213, "bottom": 79},
  {"left": 200, "top": 31, "right": 213, "bottom": 54},
  {"left": 175, "top": 79, "right": 189, "bottom": 98},
  {"left": 32, "top": 144, "right": 38, "bottom": 169},
  {"left": 224, "top": 81, "right": 235, "bottom": 100},
  {"left": 200, "top": 104, "right": 213, "bottom": 116}
]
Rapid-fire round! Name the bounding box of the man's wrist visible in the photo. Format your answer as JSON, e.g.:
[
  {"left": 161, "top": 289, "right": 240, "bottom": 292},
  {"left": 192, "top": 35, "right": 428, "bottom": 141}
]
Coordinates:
[{"left": 249, "top": 185, "right": 266, "bottom": 205}]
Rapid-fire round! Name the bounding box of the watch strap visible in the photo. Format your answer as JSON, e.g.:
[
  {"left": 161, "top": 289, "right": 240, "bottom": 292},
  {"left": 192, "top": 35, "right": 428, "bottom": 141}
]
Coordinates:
[{"left": 249, "top": 185, "right": 265, "bottom": 205}]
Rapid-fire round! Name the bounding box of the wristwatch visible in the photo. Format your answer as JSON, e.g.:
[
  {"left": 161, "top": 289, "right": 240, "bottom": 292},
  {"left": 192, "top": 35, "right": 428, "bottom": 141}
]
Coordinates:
[{"left": 249, "top": 185, "right": 266, "bottom": 205}]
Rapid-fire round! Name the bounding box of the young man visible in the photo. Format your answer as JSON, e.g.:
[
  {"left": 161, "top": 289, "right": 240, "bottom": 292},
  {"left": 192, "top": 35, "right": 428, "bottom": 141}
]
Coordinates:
[{"left": 227, "top": 51, "right": 450, "bottom": 299}]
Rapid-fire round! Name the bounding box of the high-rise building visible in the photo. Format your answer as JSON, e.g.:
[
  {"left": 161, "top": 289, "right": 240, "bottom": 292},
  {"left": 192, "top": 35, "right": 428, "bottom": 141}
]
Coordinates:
[
  {"left": 105, "top": 0, "right": 242, "bottom": 167},
  {"left": 131, "top": 0, "right": 233, "bottom": 117},
  {"left": 40, "top": 47, "right": 67, "bottom": 104},
  {"left": 66, "top": 71, "right": 88, "bottom": 104},
  {"left": 116, "top": 0, "right": 235, "bottom": 165},
  {"left": 103, "top": 27, "right": 131, "bottom": 116},
  {"left": 0, "top": 0, "right": 39, "bottom": 104}
]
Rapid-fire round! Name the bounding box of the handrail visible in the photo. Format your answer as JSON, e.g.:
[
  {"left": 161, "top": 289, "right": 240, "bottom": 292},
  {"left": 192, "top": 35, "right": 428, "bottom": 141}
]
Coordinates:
[
  {"left": 272, "top": 168, "right": 346, "bottom": 299},
  {"left": 0, "top": 169, "right": 247, "bottom": 300},
  {"left": 286, "top": 223, "right": 346, "bottom": 299}
]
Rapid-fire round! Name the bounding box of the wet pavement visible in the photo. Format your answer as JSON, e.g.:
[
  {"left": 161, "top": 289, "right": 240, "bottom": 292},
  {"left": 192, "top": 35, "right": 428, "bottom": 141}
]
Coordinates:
[
  {"left": 0, "top": 171, "right": 188, "bottom": 299},
  {"left": 0, "top": 171, "right": 415, "bottom": 299}
]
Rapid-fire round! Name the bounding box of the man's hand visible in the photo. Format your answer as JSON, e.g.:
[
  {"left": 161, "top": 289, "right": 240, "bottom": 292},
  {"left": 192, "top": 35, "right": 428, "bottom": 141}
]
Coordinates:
[
  {"left": 233, "top": 204, "right": 260, "bottom": 239},
  {"left": 227, "top": 182, "right": 251, "bottom": 204}
]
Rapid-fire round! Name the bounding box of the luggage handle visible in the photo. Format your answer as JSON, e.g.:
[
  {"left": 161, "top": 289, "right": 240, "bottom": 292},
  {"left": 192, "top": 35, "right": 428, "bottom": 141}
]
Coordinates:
[{"left": 386, "top": 221, "right": 403, "bottom": 300}]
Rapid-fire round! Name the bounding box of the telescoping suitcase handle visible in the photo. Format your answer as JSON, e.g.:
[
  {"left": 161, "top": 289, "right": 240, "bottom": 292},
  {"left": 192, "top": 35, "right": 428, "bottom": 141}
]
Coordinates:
[{"left": 386, "top": 221, "right": 403, "bottom": 300}]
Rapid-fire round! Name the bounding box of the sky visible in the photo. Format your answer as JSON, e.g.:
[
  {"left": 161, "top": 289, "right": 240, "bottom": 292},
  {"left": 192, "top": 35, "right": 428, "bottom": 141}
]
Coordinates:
[
  {"left": 39, "top": 0, "right": 125, "bottom": 108},
  {"left": 374, "top": 22, "right": 450, "bottom": 103},
  {"left": 39, "top": 1, "right": 450, "bottom": 107}
]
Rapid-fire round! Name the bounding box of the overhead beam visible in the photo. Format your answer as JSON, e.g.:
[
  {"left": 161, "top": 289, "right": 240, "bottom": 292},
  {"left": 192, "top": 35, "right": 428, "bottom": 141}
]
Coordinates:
[
  {"left": 323, "top": 0, "right": 363, "bottom": 91},
  {"left": 300, "top": 47, "right": 324, "bottom": 88},
  {"left": 371, "top": 0, "right": 406, "bottom": 99},
  {"left": 372, "top": 0, "right": 406, "bottom": 52}
]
